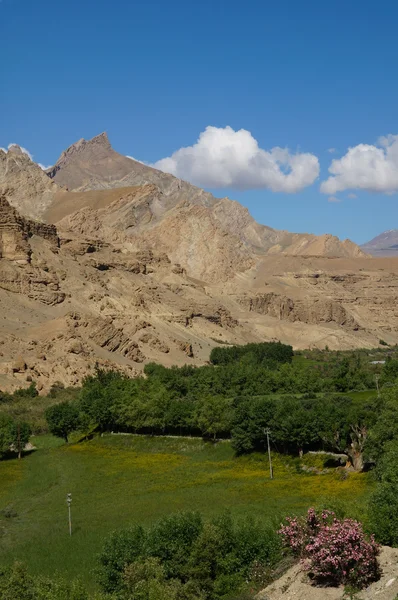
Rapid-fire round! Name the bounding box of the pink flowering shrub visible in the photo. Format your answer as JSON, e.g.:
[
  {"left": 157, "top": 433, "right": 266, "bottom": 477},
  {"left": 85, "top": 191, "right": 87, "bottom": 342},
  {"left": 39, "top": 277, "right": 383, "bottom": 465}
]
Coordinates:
[{"left": 279, "top": 508, "right": 380, "bottom": 588}]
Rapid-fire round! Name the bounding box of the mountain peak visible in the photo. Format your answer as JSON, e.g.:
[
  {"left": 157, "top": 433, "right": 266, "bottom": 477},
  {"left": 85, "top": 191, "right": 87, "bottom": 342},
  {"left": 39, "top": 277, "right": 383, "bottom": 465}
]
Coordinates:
[
  {"left": 8, "top": 144, "right": 26, "bottom": 157},
  {"left": 361, "top": 228, "right": 398, "bottom": 256},
  {"left": 57, "top": 132, "right": 111, "bottom": 164},
  {"left": 90, "top": 132, "right": 110, "bottom": 147}
]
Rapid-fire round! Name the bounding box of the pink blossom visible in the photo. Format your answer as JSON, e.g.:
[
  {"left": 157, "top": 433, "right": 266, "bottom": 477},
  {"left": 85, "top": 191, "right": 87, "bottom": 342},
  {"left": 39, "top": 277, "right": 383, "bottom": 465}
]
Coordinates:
[{"left": 278, "top": 508, "right": 380, "bottom": 588}]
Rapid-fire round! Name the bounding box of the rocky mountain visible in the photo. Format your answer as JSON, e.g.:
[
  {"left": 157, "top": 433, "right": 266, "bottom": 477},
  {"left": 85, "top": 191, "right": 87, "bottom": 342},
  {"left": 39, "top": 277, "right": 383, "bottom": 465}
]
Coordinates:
[
  {"left": 361, "top": 230, "right": 398, "bottom": 257},
  {"left": 0, "top": 145, "right": 64, "bottom": 220},
  {"left": 41, "top": 133, "right": 365, "bottom": 282},
  {"left": 1, "top": 133, "right": 398, "bottom": 392}
]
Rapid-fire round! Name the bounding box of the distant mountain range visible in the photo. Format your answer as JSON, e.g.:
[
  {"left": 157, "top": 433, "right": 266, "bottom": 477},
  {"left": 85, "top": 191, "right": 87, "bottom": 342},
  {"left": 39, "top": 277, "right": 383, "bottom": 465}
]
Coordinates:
[{"left": 361, "top": 230, "right": 398, "bottom": 257}]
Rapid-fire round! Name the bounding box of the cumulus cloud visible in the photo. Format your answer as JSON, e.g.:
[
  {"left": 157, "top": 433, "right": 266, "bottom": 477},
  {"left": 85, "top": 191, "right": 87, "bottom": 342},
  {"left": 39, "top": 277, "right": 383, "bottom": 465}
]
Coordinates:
[
  {"left": 321, "top": 134, "right": 398, "bottom": 194},
  {"left": 327, "top": 148, "right": 336, "bottom": 154},
  {"left": 152, "top": 126, "right": 320, "bottom": 193},
  {"left": 328, "top": 196, "right": 341, "bottom": 203},
  {"left": 347, "top": 192, "right": 357, "bottom": 199}
]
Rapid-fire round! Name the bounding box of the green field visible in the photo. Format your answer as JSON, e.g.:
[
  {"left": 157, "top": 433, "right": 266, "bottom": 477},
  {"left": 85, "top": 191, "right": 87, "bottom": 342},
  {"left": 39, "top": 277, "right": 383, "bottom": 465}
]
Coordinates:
[{"left": 0, "top": 434, "right": 374, "bottom": 590}]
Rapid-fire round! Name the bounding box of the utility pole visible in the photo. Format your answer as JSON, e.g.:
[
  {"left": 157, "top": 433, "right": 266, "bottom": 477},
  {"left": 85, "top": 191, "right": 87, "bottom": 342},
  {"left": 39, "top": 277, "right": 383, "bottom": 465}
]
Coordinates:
[
  {"left": 375, "top": 375, "right": 380, "bottom": 399},
  {"left": 264, "top": 428, "right": 273, "bottom": 480},
  {"left": 66, "top": 493, "right": 72, "bottom": 536}
]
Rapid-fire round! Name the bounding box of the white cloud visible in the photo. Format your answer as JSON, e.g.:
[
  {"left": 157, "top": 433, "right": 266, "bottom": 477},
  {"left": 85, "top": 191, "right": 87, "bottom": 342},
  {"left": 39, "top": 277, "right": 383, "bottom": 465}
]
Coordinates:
[
  {"left": 38, "top": 163, "right": 51, "bottom": 170},
  {"left": 347, "top": 193, "right": 357, "bottom": 199},
  {"left": 152, "top": 126, "right": 320, "bottom": 193},
  {"left": 327, "top": 148, "right": 336, "bottom": 154},
  {"left": 328, "top": 196, "right": 341, "bottom": 203},
  {"left": 321, "top": 134, "right": 398, "bottom": 194}
]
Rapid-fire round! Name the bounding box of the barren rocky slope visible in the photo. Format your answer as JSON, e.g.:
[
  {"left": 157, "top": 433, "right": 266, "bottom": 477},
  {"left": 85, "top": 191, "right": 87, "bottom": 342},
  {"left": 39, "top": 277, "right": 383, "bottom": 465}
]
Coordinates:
[
  {"left": 0, "top": 145, "right": 64, "bottom": 220},
  {"left": 43, "top": 133, "right": 366, "bottom": 267},
  {"left": 1, "top": 134, "right": 398, "bottom": 392},
  {"left": 2, "top": 192, "right": 398, "bottom": 393}
]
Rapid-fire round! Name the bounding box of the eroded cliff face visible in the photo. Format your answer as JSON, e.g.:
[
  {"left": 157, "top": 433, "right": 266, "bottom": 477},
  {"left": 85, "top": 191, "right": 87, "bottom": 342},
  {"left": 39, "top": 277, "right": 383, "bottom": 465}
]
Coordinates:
[
  {"left": 0, "top": 196, "right": 58, "bottom": 263},
  {"left": 0, "top": 135, "right": 397, "bottom": 393},
  {"left": 238, "top": 292, "right": 360, "bottom": 330},
  {"left": 0, "top": 198, "right": 248, "bottom": 392},
  {"left": 0, "top": 196, "right": 63, "bottom": 305},
  {"left": 0, "top": 147, "right": 63, "bottom": 220}
]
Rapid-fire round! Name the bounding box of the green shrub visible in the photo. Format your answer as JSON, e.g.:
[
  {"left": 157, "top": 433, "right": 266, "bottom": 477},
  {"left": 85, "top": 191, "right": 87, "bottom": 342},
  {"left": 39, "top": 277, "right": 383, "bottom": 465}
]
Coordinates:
[
  {"left": 146, "top": 511, "right": 203, "bottom": 579},
  {"left": 97, "top": 524, "right": 146, "bottom": 592},
  {"left": 0, "top": 563, "right": 89, "bottom": 600},
  {"left": 97, "top": 511, "right": 282, "bottom": 599},
  {"left": 369, "top": 482, "right": 398, "bottom": 546}
]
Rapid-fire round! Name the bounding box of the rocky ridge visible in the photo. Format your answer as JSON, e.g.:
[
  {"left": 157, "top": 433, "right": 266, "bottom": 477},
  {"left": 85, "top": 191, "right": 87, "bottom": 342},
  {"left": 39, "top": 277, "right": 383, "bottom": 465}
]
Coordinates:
[
  {"left": 42, "top": 133, "right": 367, "bottom": 270},
  {"left": 1, "top": 134, "right": 398, "bottom": 392},
  {"left": 0, "top": 146, "right": 64, "bottom": 220}
]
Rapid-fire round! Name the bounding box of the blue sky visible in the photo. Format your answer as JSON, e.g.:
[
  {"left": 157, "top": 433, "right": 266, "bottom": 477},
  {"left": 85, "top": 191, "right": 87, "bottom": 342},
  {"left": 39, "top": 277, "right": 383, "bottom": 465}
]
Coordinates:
[{"left": 1, "top": 0, "right": 398, "bottom": 244}]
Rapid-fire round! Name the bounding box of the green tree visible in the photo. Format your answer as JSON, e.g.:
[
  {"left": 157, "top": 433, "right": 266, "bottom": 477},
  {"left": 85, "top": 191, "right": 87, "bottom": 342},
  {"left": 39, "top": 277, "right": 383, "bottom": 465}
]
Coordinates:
[
  {"left": 10, "top": 420, "right": 31, "bottom": 459},
  {"left": 368, "top": 439, "right": 398, "bottom": 546},
  {"left": 122, "top": 557, "right": 187, "bottom": 600},
  {"left": 45, "top": 402, "right": 80, "bottom": 443},
  {"left": 79, "top": 368, "right": 124, "bottom": 431},
  {"left": 97, "top": 525, "right": 146, "bottom": 592},
  {"left": 366, "top": 386, "right": 398, "bottom": 463},
  {"left": 369, "top": 482, "right": 398, "bottom": 546},
  {"left": 146, "top": 512, "right": 203, "bottom": 580},
  {"left": 196, "top": 396, "right": 233, "bottom": 440},
  {"left": 0, "top": 413, "right": 14, "bottom": 459}
]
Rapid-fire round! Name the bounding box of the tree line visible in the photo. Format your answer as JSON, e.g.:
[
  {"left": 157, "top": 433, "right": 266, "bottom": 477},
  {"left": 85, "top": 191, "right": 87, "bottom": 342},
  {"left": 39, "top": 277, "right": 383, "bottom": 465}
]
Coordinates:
[
  {"left": 40, "top": 342, "right": 398, "bottom": 471},
  {"left": 2, "top": 342, "right": 398, "bottom": 469}
]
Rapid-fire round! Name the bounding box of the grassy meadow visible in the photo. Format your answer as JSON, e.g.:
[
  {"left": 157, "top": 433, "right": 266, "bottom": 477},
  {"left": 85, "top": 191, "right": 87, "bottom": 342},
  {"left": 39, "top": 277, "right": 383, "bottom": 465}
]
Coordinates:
[{"left": 0, "top": 433, "right": 374, "bottom": 590}]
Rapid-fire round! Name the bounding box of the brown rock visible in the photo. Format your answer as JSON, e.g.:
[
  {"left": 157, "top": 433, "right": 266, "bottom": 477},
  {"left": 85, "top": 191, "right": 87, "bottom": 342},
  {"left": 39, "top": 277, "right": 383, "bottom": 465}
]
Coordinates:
[
  {"left": 12, "top": 356, "right": 26, "bottom": 372},
  {"left": 178, "top": 342, "right": 194, "bottom": 358}
]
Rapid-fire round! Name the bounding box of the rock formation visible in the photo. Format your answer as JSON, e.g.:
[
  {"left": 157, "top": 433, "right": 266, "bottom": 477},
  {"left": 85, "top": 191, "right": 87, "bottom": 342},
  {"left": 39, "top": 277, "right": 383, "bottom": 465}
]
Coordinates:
[
  {"left": 1, "top": 134, "right": 398, "bottom": 393},
  {"left": 0, "top": 147, "right": 64, "bottom": 220}
]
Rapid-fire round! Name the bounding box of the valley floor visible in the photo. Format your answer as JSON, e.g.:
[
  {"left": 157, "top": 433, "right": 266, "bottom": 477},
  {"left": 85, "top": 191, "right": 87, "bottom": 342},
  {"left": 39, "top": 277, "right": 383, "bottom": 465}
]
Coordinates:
[{"left": 0, "top": 434, "right": 373, "bottom": 590}]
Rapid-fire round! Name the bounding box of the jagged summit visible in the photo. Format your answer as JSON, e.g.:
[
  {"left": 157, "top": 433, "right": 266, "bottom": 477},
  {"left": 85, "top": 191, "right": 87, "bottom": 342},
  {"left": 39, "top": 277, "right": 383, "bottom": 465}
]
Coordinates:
[
  {"left": 2, "top": 132, "right": 367, "bottom": 273},
  {"left": 0, "top": 144, "right": 64, "bottom": 220},
  {"left": 7, "top": 144, "right": 26, "bottom": 156},
  {"left": 55, "top": 132, "right": 111, "bottom": 163}
]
